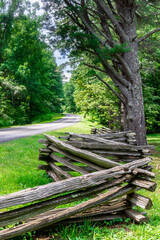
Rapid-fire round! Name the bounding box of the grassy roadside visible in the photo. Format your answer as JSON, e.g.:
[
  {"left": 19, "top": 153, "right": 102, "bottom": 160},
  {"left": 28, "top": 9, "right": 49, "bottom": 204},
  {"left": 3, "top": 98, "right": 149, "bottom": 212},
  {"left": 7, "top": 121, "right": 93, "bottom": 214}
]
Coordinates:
[
  {"left": 0, "top": 120, "right": 160, "bottom": 239},
  {"left": 31, "top": 113, "right": 65, "bottom": 124},
  {"left": 0, "top": 117, "right": 92, "bottom": 194},
  {"left": 0, "top": 113, "right": 65, "bottom": 129}
]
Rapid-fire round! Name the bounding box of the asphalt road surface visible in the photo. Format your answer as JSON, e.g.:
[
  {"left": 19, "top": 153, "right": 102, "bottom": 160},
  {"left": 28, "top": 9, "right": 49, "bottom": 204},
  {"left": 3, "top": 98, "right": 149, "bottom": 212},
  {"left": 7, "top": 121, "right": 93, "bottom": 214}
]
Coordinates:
[{"left": 0, "top": 114, "right": 81, "bottom": 144}]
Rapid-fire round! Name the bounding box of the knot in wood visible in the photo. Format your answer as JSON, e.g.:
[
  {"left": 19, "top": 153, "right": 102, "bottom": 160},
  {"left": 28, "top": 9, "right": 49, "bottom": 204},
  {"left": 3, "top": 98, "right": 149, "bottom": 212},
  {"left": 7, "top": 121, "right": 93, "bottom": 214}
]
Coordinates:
[{"left": 124, "top": 167, "right": 129, "bottom": 171}]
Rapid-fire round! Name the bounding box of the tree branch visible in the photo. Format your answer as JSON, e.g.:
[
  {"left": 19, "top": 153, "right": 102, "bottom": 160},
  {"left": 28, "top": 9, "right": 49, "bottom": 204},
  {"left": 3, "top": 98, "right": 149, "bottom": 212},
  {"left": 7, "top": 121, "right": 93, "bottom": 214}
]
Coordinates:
[
  {"left": 95, "top": 74, "right": 126, "bottom": 104},
  {"left": 116, "top": 54, "right": 134, "bottom": 83},
  {"left": 138, "top": 27, "right": 160, "bottom": 43},
  {"left": 106, "top": 0, "right": 117, "bottom": 16},
  {"left": 94, "top": 0, "right": 128, "bottom": 42},
  {"left": 84, "top": 49, "right": 97, "bottom": 55},
  {"left": 83, "top": 63, "right": 128, "bottom": 99},
  {"left": 77, "top": 7, "right": 107, "bottom": 46},
  {"left": 96, "top": 54, "right": 129, "bottom": 87},
  {"left": 90, "top": 21, "right": 112, "bottom": 47},
  {"left": 83, "top": 63, "right": 106, "bottom": 73},
  {"left": 96, "top": 1, "right": 114, "bottom": 47}
]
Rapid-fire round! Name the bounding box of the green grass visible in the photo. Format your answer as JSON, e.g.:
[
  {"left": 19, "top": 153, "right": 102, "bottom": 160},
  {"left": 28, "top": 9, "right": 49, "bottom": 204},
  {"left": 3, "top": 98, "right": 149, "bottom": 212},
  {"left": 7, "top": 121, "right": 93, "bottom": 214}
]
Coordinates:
[
  {"left": 0, "top": 120, "right": 160, "bottom": 239},
  {"left": 147, "top": 133, "right": 160, "bottom": 158},
  {"left": 31, "top": 113, "right": 65, "bottom": 124},
  {"left": 0, "top": 117, "right": 92, "bottom": 195},
  {"left": 0, "top": 113, "right": 65, "bottom": 129}
]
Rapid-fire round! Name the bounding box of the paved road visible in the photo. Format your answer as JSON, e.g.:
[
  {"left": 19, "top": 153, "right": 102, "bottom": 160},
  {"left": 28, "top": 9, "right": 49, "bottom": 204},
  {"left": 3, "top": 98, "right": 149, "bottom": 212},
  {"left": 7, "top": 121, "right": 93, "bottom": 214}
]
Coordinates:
[{"left": 0, "top": 114, "right": 81, "bottom": 143}]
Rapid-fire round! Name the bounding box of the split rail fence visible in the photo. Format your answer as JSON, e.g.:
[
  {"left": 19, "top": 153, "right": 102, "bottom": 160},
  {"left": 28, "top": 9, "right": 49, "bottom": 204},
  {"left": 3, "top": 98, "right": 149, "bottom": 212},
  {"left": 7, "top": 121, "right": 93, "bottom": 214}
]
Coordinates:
[{"left": 0, "top": 131, "right": 156, "bottom": 240}]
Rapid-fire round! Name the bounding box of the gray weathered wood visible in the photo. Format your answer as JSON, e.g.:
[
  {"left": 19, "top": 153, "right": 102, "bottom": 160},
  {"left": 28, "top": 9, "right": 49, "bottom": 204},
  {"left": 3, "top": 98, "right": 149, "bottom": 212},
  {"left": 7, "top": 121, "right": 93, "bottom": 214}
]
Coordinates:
[
  {"left": 0, "top": 170, "right": 128, "bottom": 210},
  {"left": 89, "top": 149, "right": 141, "bottom": 157},
  {"left": 61, "top": 136, "right": 127, "bottom": 143},
  {"left": 123, "top": 158, "right": 151, "bottom": 170},
  {"left": 50, "top": 154, "right": 90, "bottom": 174},
  {"left": 38, "top": 164, "right": 95, "bottom": 173},
  {"left": 132, "top": 168, "right": 155, "bottom": 178},
  {"left": 46, "top": 170, "right": 62, "bottom": 182},
  {"left": 0, "top": 158, "right": 151, "bottom": 210},
  {"left": 131, "top": 179, "right": 157, "bottom": 192},
  {"left": 67, "top": 131, "right": 132, "bottom": 139},
  {"left": 0, "top": 185, "right": 136, "bottom": 239},
  {"left": 71, "top": 200, "right": 129, "bottom": 218},
  {"left": 39, "top": 148, "right": 52, "bottom": 154},
  {"left": 45, "top": 134, "right": 121, "bottom": 168},
  {"left": 126, "top": 193, "right": 153, "bottom": 209},
  {"left": 126, "top": 132, "right": 136, "bottom": 137},
  {"left": 68, "top": 141, "right": 153, "bottom": 152},
  {"left": 49, "top": 144, "right": 104, "bottom": 171},
  {"left": 125, "top": 209, "right": 149, "bottom": 223},
  {"left": 64, "top": 133, "right": 152, "bottom": 151},
  {"left": 54, "top": 213, "right": 126, "bottom": 226},
  {"left": 59, "top": 213, "right": 125, "bottom": 225},
  {"left": 0, "top": 176, "right": 131, "bottom": 227},
  {"left": 67, "top": 141, "right": 130, "bottom": 150},
  {"left": 26, "top": 201, "right": 128, "bottom": 222},
  {"left": 38, "top": 139, "right": 50, "bottom": 144},
  {"left": 143, "top": 165, "right": 153, "bottom": 172},
  {"left": 48, "top": 161, "right": 72, "bottom": 178}
]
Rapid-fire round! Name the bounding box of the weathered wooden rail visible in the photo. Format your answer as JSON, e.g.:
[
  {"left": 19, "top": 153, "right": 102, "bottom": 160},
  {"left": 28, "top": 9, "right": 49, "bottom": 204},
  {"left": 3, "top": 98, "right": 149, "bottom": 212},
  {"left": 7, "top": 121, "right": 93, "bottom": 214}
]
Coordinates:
[
  {"left": 0, "top": 132, "right": 156, "bottom": 240},
  {"left": 91, "top": 127, "right": 137, "bottom": 145},
  {"left": 58, "top": 132, "right": 153, "bottom": 162}
]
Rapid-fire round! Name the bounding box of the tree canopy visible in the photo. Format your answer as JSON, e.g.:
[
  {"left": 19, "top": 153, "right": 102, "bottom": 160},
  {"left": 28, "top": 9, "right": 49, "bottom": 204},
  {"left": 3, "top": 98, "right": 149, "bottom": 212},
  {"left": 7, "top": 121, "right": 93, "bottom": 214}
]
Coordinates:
[
  {"left": 42, "top": 0, "right": 160, "bottom": 144},
  {"left": 0, "top": 0, "right": 63, "bottom": 126}
]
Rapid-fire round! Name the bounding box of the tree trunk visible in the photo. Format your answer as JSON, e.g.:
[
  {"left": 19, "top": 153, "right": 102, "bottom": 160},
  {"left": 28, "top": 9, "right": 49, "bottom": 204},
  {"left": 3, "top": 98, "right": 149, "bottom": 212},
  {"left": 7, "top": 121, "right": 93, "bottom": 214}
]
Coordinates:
[
  {"left": 115, "top": 0, "right": 147, "bottom": 145},
  {"left": 48, "top": 0, "right": 149, "bottom": 146}
]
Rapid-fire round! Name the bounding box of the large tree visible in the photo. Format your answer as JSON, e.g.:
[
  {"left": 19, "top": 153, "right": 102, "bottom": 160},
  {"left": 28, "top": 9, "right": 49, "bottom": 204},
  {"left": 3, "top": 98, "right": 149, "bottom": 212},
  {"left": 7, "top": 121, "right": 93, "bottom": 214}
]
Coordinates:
[{"left": 43, "top": 0, "right": 160, "bottom": 145}]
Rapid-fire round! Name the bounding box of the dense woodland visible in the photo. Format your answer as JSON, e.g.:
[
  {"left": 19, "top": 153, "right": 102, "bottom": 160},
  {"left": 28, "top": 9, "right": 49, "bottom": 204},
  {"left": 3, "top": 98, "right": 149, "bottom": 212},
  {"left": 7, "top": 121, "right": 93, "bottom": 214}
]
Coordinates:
[
  {"left": 0, "top": 0, "right": 160, "bottom": 140},
  {"left": 0, "top": 0, "right": 63, "bottom": 127}
]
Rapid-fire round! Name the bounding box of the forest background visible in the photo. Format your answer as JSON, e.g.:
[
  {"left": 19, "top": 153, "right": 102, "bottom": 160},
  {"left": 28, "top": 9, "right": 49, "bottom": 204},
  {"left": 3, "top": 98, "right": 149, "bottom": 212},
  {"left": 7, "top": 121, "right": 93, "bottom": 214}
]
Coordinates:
[
  {"left": 0, "top": 0, "right": 63, "bottom": 127},
  {"left": 0, "top": 0, "right": 160, "bottom": 135}
]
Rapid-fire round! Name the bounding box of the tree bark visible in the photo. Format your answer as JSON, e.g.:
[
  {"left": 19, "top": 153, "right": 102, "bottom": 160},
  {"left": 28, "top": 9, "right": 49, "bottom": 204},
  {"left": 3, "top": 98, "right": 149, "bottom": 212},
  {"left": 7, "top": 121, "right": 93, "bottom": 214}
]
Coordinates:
[{"left": 115, "top": 1, "right": 147, "bottom": 145}]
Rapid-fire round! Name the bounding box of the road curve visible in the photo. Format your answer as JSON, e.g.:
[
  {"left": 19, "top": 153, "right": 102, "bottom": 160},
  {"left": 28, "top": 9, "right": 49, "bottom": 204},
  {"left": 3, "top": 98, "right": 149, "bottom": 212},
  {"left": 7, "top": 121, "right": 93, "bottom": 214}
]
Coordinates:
[{"left": 0, "top": 114, "right": 81, "bottom": 144}]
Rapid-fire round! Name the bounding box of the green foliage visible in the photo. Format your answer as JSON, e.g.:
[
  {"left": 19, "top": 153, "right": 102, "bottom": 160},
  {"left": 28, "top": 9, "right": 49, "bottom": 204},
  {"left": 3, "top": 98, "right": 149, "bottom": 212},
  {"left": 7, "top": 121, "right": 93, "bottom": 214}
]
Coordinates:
[
  {"left": 143, "top": 66, "right": 160, "bottom": 133},
  {"left": 96, "top": 43, "right": 131, "bottom": 61},
  {"left": 139, "top": 26, "right": 160, "bottom": 133},
  {"left": 63, "top": 81, "right": 76, "bottom": 113},
  {"left": 143, "top": 84, "right": 160, "bottom": 133},
  {"left": 70, "top": 64, "right": 120, "bottom": 129},
  {"left": 0, "top": 2, "right": 63, "bottom": 127}
]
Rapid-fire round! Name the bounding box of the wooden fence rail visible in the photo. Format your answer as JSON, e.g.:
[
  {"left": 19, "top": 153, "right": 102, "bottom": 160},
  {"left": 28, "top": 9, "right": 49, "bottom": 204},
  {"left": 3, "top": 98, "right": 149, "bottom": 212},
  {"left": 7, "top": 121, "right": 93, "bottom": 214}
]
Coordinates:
[{"left": 0, "top": 132, "right": 156, "bottom": 240}]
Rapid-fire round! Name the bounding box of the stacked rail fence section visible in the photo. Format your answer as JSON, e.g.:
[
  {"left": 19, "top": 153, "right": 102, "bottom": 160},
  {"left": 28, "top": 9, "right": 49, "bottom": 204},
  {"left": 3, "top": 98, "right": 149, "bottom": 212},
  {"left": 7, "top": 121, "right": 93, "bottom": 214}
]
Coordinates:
[{"left": 0, "top": 130, "right": 156, "bottom": 239}]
